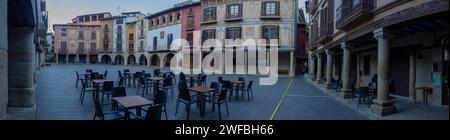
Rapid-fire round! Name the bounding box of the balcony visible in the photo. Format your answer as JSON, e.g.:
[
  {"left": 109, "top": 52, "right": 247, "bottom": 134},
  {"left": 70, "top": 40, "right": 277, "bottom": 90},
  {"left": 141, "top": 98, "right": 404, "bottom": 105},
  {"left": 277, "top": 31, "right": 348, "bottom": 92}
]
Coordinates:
[
  {"left": 104, "top": 28, "right": 110, "bottom": 33},
  {"left": 103, "top": 37, "right": 109, "bottom": 42},
  {"left": 78, "top": 47, "right": 86, "bottom": 54},
  {"left": 116, "top": 47, "right": 123, "bottom": 53},
  {"left": 89, "top": 47, "right": 97, "bottom": 53},
  {"left": 225, "top": 13, "right": 242, "bottom": 22},
  {"left": 201, "top": 16, "right": 217, "bottom": 24},
  {"left": 59, "top": 49, "right": 68, "bottom": 54},
  {"left": 336, "top": 0, "right": 375, "bottom": 30},
  {"left": 309, "top": 0, "right": 319, "bottom": 14},
  {"left": 138, "top": 47, "right": 145, "bottom": 52}
]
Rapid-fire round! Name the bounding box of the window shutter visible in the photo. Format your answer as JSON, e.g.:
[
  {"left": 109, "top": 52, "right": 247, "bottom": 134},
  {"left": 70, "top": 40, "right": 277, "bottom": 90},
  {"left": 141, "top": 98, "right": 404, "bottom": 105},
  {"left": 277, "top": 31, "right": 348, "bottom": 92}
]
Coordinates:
[
  {"left": 261, "top": 2, "right": 265, "bottom": 16},
  {"left": 239, "top": 4, "right": 243, "bottom": 17}
]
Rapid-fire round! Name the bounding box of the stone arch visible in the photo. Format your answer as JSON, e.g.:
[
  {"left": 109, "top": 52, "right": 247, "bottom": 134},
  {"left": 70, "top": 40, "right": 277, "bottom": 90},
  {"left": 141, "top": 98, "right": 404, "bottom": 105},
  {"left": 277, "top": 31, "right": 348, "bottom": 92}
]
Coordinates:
[
  {"left": 115, "top": 55, "right": 125, "bottom": 65},
  {"left": 139, "top": 54, "right": 148, "bottom": 66},
  {"left": 100, "top": 54, "right": 112, "bottom": 64},
  {"left": 150, "top": 54, "right": 161, "bottom": 67},
  {"left": 164, "top": 53, "right": 175, "bottom": 67},
  {"left": 127, "top": 55, "right": 137, "bottom": 65}
]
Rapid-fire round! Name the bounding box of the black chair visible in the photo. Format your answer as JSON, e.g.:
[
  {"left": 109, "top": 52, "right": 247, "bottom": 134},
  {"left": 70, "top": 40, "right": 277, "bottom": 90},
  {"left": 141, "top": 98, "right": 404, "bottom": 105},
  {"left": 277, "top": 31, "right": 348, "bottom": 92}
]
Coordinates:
[
  {"left": 137, "top": 77, "right": 151, "bottom": 96},
  {"left": 179, "top": 72, "right": 186, "bottom": 83},
  {"left": 237, "top": 77, "right": 246, "bottom": 97},
  {"left": 80, "top": 79, "right": 95, "bottom": 104},
  {"left": 221, "top": 81, "right": 233, "bottom": 101},
  {"left": 75, "top": 71, "right": 83, "bottom": 88},
  {"left": 207, "top": 82, "right": 220, "bottom": 99},
  {"left": 154, "top": 89, "right": 168, "bottom": 120},
  {"left": 135, "top": 104, "right": 163, "bottom": 120},
  {"left": 244, "top": 81, "right": 254, "bottom": 101},
  {"left": 208, "top": 89, "right": 229, "bottom": 120},
  {"left": 86, "top": 69, "right": 93, "bottom": 73},
  {"left": 357, "top": 87, "right": 371, "bottom": 108},
  {"left": 169, "top": 72, "right": 177, "bottom": 85},
  {"left": 175, "top": 83, "right": 199, "bottom": 120},
  {"left": 111, "top": 87, "right": 127, "bottom": 111},
  {"left": 100, "top": 81, "right": 114, "bottom": 107},
  {"left": 154, "top": 69, "right": 161, "bottom": 77},
  {"left": 162, "top": 76, "right": 175, "bottom": 99},
  {"left": 132, "top": 72, "right": 143, "bottom": 88},
  {"left": 93, "top": 98, "right": 124, "bottom": 120},
  {"left": 197, "top": 75, "right": 207, "bottom": 86},
  {"left": 124, "top": 69, "right": 130, "bottom": 85}
]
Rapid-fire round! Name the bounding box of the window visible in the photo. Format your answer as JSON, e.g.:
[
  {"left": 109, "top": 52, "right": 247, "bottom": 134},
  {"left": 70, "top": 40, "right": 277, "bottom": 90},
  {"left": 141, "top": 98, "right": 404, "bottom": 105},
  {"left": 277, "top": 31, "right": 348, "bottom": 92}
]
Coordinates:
[
  {"left": 262, "top": 26, "right": 279, "bottom": 40},
  {"left": 104, "top": 24, "right": 109, "bottom": 30},
  {"left": 140, "top": 41, "right": 144, "bottom": 51},
  {"left": 99, "top": 14, "right": 104, "bottom": 20},
  {"left": 116, "top": 18, "right": 124, "bottom": 24},
  {"left": 227, "top": 4, "right": 242, "bottom": 19},
  {"left": 153, "top": 36, "right": 157, "bottom": 50},
  {"left": 170, "top": 15, "right": 173, "bottom": 22},
  {"left": 117, "top": 43, "right": 123, "bottom": 52},
  {"left": 187, "top": 16, "right": 195, "bottom": 29},
  {"left": 262, "top": 1, "right": 280, "bottom": 16},
  {"left": 90, "top": 42, "right": 96, "bottom": 52},
  {"left": 92, "top": 16, "right": 98, "bottom": 21},
  {"left": 129, "top": 33, "right": 134, "bottom": 41},
  {"left": 129, "top": 43, "right": 134, "bottom": 52},
  {"left": 117, "top": 26, "right": 123, "bottom": 33},
  {"left": 226, "top": 27, "right": 242, "bottom": 40},
  {"left": 61, "top": 29, "right": 67, "bottom": 36},
  {"left": 103, "top": 43, "right": 109, "bottom": 51},
  {"left": 85, "top": 16, "right": 91, "bottom": 22},
  {"left": 177, "top": 13, "right": 181, "bottom": 20},
  {"left": 167, "top": 34, "right": 173, "bottom": 49},
  {"left": 163, "top": 17, "right": 166, "bottom": 24},
  {"left": 363, "top": 55, "right": 371, "bottom": 75},
  {"left": 78, "top": 42, "right": 85, "bottom": 52},
  {"left": 60, "top": 41, "right": 67, "bottom": 51},
  {"left": 79, "top": 17, "right": 84, "bottom": 22},
  {"left": 78, "top": 31, "right": 85, "bottom": 40},
  {"left": 202, "top": 29, "right": 216, "bottom": 43},
  {"left": 91, "top": 31, "right": 96, "bottom": 40},
  {"left": 203, "top": 7, "right": 216, "bottom": 21},
  {"left": 187, "top": 32, "right": 194, "bottom": 47}
]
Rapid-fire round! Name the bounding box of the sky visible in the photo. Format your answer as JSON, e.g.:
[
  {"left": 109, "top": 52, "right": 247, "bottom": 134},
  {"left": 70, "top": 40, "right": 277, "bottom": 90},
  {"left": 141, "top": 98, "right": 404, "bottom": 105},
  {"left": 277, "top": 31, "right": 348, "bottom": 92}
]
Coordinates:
[{"left": 47, "top": 0, "right": 307, "bottom": 32}]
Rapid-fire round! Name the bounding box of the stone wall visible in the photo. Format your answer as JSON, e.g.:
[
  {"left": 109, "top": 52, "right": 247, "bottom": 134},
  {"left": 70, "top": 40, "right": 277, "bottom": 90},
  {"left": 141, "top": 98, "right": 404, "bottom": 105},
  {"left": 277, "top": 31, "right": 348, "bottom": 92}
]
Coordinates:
[{"left": 0, "top": 0, "right": 8, "bottom": 120}]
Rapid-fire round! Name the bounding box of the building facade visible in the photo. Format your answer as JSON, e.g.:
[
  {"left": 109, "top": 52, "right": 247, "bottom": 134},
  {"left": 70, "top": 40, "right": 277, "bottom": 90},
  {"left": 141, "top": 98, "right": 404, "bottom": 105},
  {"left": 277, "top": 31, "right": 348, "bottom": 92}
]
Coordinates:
[
  {"left": 72, "top": 12, "right": 112, "bottom": 25},
  {"left": 200, "top": 0, "right": 299, "bottom": 76},
  {"left": 146, "top": 4, "right": 187, "bottom": 68},
  {"left": 307, "top": 0, "right": 449, "bottom": 116},
  {"left": 53, "top": 24, "right": 101, "bottom": 64},
  {"left": 45, "top": 32, "right": 54, "bottom": 63}
]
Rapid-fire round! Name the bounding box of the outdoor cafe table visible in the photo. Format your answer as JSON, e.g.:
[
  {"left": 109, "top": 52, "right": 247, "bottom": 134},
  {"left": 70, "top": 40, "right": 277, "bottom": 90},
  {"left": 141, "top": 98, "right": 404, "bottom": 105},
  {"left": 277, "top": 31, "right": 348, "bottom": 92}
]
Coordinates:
[
  {"left": 113, "top": 96, "right": 154, "bottom": 120},
  {"left": 189, "top": 86, "right": 215, "bottom": 117},
  {"left": 229, "top": 80, "right": 245, "bottom": 100},
  {"left": 147, "top": 77, "right": 165, "bottom": 96}
]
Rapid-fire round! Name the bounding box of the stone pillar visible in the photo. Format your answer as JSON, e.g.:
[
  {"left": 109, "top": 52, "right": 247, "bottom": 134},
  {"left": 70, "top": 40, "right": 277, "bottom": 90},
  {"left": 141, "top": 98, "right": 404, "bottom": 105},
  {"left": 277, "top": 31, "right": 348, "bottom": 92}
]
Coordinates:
[
  {"left": 409, "top": 51, "right": 416, "bottom": 100},
  {"left": 316, "top": 53, "right": 324, "bottom": 84},
  {"left": 309, "top": 54, "right": 316, "bottom": 81},
  {"left": 65, "top": 54, "right": 68, "bottom": 63},
  {"left": 55, "top": 54, "right": 58, "bottom": 64},
  {"left": 290, "top": 52, "right": 295, "bottom": 77},
  {"left": 371, "top": 28, "right": 396, "bottom": 116},
  {"left": 0, "top": 0, "right": 8, "bottom": 119},
  {"left": 76, "top": 54, "right": 79, "bottom": 64},
  {"left": 8, "top": 28, "right": 36, "bottom": 119},
  {"left": 339, "top": 42, "right": 353, "bottom": 99},
  {"left": 326, "top": 50, "right": 334, "bottom": 89}
]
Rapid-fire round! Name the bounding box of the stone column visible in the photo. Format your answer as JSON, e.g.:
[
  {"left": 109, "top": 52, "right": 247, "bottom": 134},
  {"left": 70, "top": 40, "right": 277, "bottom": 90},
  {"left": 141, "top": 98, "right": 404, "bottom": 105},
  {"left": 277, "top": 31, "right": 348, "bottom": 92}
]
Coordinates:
[
  {"left": 0, "top": 0, "right": 8, "bottom": 119},
  {"left": 65, "top": 54, "right": 68, "bottom": 63},
  {"left": 55, "top": 54, "right": 58, "bottom": 64},
  {"left": 316, "top": 53, "right": 324, "bottom": 84},
  {"left": 76, "top": 54, "right": 79, "bottom": 64},
  {"left": 409, "top": 51, "right": 416, "bottom": 100},
  {"left": 290, "top": 51, "right": 295, "bottom": 77},
  {"left": 8, "top": 28, "right": 36, "bottom": 119},
  {"left": 309, "top": 54, "right": 316, "bottom": 81},
  {"left": 326, "top": 50, "right": 334, "bottom": 89},
  {"left": 371, "top": 28, "right": 396, "bottom": 116},
  {"left": 339, "top": 42, "right": 353, "bottom": 99}
]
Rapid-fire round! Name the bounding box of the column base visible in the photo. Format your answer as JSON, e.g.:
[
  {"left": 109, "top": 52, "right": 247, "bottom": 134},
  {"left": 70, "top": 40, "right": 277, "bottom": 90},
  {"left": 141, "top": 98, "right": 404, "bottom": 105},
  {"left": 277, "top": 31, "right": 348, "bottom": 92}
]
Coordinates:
[
  {"left": 316, "top": 80, "right": 324, "bottom": 84},
  {"left": 339, "top": 89, "right": 353, "bottom": 99},
  {"left": 370, "top": 99, "right": 397, "bottom": 116}
]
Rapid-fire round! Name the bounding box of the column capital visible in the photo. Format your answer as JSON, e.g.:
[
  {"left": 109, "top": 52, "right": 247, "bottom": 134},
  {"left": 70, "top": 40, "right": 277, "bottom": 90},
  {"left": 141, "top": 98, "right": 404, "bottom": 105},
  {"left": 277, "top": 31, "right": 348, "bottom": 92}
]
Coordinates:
[
  {"left": 373, "top": 28, "right": 395, "bottom": 40},
  {"left": 340, "top": 42, "right": 353, "bottom": 50}
]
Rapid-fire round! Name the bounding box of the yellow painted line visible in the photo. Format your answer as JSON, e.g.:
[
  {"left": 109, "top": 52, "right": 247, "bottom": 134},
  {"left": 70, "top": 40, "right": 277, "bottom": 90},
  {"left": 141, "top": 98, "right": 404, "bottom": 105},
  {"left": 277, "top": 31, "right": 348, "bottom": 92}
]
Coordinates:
[{"left": 270, "top": 78, "right": 294, "bottom": 120}]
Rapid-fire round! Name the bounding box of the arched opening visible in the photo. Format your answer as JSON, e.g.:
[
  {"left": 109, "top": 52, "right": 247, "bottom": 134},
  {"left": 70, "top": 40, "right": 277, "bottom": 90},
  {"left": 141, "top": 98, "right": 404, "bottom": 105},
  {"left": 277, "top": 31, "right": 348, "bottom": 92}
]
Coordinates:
[
  {"left": 100, "top": 55, "right": 112, "bottom": 64},
  {"left": 164, "top": 53, "right": 175, "bottom": 67},
  {"left": 127, "top": 55, "right": 136, "bottom": 65},
  {"left": 89, "top": 55, "right": 98, "bottom": 64},
  {"left": 150, "top": 55, "right": 160, "bottom": 67},
  {"left": 139, "top": 55, "right": 148, "bottom": 66},
  {"left": 115, "top": 55, "right": 124, "bottom": 65}
]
